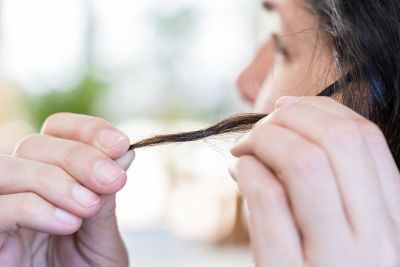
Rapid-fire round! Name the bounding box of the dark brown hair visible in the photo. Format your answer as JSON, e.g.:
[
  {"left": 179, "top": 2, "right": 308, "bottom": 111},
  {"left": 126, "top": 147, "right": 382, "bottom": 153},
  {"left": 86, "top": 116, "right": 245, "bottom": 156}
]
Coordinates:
[
  {"left": 310, "top": 0, "right": 400, "bottom": 167},
  {"left": 130, "top": 0, "right": 400, "bottom": 169},
  {"left": 128, "top": 81, "right": 339, "bottom": 151},
  {"left": 129, "top": 113, "right": 266, "bottom": 150}
]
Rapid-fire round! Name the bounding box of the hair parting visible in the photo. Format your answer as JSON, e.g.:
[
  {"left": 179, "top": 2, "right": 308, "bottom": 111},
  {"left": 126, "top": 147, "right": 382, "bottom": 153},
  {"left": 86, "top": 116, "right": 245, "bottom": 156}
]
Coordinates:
[{"left": 129, "top": 113, "right": 267, "bottom": 150}]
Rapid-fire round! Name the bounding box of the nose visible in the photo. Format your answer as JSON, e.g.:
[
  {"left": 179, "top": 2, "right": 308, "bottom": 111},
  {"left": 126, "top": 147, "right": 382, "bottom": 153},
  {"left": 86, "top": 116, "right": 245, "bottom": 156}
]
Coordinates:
[{"left": 236, "top": 39, "right": 275, "bottom": 104}]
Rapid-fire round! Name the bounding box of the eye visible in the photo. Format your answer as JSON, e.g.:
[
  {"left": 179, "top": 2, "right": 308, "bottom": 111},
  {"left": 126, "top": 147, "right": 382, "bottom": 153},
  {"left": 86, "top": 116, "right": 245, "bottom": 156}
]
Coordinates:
[
  {"left": 272, "top": 34, "right": 290, "bottom": 59},
  {"left": 262, "top": 1, "right": 274, "bottom": 11}
]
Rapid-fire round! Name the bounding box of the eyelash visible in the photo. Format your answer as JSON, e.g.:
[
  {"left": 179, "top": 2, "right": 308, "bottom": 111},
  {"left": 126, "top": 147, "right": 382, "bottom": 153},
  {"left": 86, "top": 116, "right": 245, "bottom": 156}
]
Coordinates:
[
  {"left": 261, "top": 2, "right": 290, "bottom": 59},
  {"left": 272, "top": 34, "right": 290, "bottom": 59}
]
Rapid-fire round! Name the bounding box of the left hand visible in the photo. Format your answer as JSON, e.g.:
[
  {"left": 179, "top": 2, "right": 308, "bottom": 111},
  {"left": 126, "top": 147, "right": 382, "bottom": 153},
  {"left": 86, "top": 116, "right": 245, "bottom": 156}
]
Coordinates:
[
  {"left": 230, "top": 96, "right": 400, "bottom": 267},
  {"left": 1, "top": 113, "right": 133, "bottom": 267}
]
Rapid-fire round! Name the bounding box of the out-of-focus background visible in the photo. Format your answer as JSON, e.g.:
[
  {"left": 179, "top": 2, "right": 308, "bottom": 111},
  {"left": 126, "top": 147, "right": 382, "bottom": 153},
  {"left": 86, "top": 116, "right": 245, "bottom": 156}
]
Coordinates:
[{"left": 0, "top": 0, "right": 277, "bottom": 266}]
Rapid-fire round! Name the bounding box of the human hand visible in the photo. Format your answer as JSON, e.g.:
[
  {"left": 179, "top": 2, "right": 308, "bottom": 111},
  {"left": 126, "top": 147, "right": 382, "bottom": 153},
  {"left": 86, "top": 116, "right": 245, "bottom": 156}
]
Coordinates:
[
  {"left": 230, "top": 96, "right": 400, "bottom": 266},
  {"left": 0, "top": 113, "right": 134, "bottom": 267}
]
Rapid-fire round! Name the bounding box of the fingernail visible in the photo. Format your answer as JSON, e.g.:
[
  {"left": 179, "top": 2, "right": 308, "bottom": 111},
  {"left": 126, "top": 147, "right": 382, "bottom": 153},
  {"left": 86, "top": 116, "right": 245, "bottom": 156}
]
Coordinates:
[
  {"left": 97, "top": 129, "right": 128, "bottom": 149},
  {"left": 54, "top": 208, "right": 80, "bottom": 225},
  {"left": 275, "top": 96, "right": 299, "bottom": 108},
  {"left": 115, "top": 150, "right": 135, "bottom": 170},
  {"left": 72, "top": 184, "right": 100, "bottom": 208},
  {"left": 94, "top": 160, "right": 125, "bottom": 184}
]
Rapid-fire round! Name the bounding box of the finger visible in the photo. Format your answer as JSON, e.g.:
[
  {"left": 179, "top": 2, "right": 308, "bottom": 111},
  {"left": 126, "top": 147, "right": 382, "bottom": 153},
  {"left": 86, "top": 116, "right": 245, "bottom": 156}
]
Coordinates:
[
  {"left": 277, "top": 96, "right": 400, "bottom": 225},
  {"left": 230, "top": 156, "right": 303, "bottom": 266},
  {"left": 0, "top": 155, "right": 101, "bottom": 218},
  {"left": 232, "top": 125, "right": 352, "bottom": 259},
  {"left": 0, "top": 192, "right": 82, "bottom": 247},
  {"left": 14, "top": 135, "right": 127, "bottom": 195},
  {"left": 41, "top": 113, "right": 130, "bottom": 159},
  {"left": 57, "top": 153, "right": 133, "bottom": 265},
  {"left": 102, "top": 151, "right": 135, "bottom": 219},
  {"left": 115, "top": 150, "right": 135, "bottom": 170},
  {"left": 234, "top": 102, "right": 389, "bottom": 234},
  {"left": 55, "top": 194, "right": 129, "bottom": 266}
]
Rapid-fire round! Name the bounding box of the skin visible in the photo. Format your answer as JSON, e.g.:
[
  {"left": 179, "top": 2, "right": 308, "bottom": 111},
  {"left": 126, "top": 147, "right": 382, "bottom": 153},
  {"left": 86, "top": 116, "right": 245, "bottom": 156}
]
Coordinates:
[
  {"left": 1, "top": 0, "right": 398, "bottom": 265},
  {"left": 237, "top": 0, "right": 337, "bottom": 113},
  {"left": 232, "top": 0, "right": 400, "bottom": 266},
  {"left": 0, "top": 113, "right": 133, "bottom": 266}
]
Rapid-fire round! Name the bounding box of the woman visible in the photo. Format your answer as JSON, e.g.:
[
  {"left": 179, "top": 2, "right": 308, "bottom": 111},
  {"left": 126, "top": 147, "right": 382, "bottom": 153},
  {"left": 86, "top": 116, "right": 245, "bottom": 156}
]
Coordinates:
[
  {"left": 1, "top": 0, "right": 399, "bottom": 267},
  {"left": 232, "top": 0, "right": 400, "bottom": 266}
]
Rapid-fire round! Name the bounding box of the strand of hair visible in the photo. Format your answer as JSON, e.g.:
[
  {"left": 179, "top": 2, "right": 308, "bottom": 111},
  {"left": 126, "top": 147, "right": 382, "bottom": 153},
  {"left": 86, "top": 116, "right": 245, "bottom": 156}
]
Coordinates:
[{"left": 129, "top": 113, "right": 267, "bottom": 150}]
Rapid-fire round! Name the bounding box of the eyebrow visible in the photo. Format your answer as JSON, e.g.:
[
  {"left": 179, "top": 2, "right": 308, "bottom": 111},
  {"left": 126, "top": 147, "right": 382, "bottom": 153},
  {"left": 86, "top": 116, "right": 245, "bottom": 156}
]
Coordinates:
[{"left": 263, "top": 0, "right": 315, "bottom": 17}]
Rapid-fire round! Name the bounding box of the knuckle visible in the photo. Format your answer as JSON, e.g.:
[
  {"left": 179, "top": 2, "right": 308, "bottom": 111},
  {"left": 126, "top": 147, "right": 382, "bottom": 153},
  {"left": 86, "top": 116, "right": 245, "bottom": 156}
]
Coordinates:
[
  {"left": 17, "top": 192, "right": 39, "bottom": 213},
  {"left": 271, "top": 104, "right": 287, "bottom": 117},
  {"left": 285, "top": 145, "right": 328, "bottom": 177},
  {"left": 235, "top": 156, "right": 286, "bottom": 209},
  {"left": 275, "top": 96, "right": 291, "bottom": 107},
  {"left": 79, "top": 117, "right": 112, "bottom": 141},
  {"left": 62, "top": 143, "right": 89, "bottom": 167},
  {"left": 258, "top": 181, "right": 285, "bottom": 206},
  {"left": 0, "top": 155, "right": 20, "bottom": 171},
  {"left": 269, "top": 104, "right": 297, "bottom": 123},
  {"left": 250, "top": 180, "right": 286, "bottom": 211},
  {"left": 82, "top": 117, "right": 109, "bottom": 131},
  {"left": 356, "top": 119, "right": 386, "bottom": 145},
  {"left": 316, "top": 96, "right": 337, "bottom": 104},
  {"left": 33, "top": 165, "right": 60, "bottom": 185},
  {"left": 299, "top": 96, "right": 338, "bottom": 107},
  {"left": 326, "top": 118, "right": 363, "bottom": 147}
]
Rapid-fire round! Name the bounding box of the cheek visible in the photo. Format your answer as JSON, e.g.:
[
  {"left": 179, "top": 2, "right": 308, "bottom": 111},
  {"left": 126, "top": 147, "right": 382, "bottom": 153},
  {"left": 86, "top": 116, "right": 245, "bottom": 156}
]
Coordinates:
[
  {"left": 253, "top": 51, "right": 337, "bottom": 113},
  {"left": 253, "top": 62, "right": 310, "bottom": 113}
]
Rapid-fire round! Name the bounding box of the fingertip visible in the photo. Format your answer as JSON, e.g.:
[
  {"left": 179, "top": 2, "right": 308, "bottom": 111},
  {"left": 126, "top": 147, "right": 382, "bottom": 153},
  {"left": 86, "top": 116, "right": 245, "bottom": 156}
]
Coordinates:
[
  {"left": 113, "top": 172, "right": 128, "bottom": 191},
  {"left": 72, "top": 184, "right": 102, "bottom": 210},
  {"left": 230, "top": 146, "right": 241, "bottom": 157},
  {"left": 79, "top": 197, "right": 104, "bottom": 218},
  {"left": 95, "top": 129, "right": 130, "bottom": 159},
  {"left": 91, "top": 161, "right": 128, "bottom": 195},
  {"left": 115, "top": 150, "right": 135, "bottom": 170},
  {"left": 231, "top": 133, "right": 250, "bottom": 157},
  {"left": 53, "top": 208, "right": 83, "bottom": 234},
  {"left": 102, "top": 172, "right": 128, "bottom": 195},
  {"left": 231, "top": 138, "right": 248, "bottom": 157}
]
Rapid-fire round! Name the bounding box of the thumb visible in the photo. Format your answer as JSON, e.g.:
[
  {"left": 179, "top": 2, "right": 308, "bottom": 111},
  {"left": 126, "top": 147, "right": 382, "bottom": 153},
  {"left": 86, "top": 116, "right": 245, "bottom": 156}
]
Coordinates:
[
  {"left": 87, "top": 150, "right": 135, "bottom": 221},
  {"left": 76, "top": 151, "right": 134, "bottom": 265}
]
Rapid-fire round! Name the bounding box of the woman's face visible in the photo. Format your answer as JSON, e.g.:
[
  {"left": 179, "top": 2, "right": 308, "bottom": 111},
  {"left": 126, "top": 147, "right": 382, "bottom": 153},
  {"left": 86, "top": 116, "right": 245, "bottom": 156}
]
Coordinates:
[{"left": 237, "top": 0, "right": 337, "bottom": 113}]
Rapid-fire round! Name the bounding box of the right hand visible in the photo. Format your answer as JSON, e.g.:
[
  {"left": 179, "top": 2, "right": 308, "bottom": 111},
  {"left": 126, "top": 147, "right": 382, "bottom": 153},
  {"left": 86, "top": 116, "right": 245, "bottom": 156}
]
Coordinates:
[{"left": 0, "top": 113, "right": 134, "bottom": 267}]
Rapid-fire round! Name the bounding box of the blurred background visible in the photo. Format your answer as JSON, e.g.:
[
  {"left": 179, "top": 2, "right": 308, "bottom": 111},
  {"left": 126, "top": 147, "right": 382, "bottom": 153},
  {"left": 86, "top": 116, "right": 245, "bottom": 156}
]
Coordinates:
[{"left": 0, "top": 0, "right": 277, "bottom": 266}]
